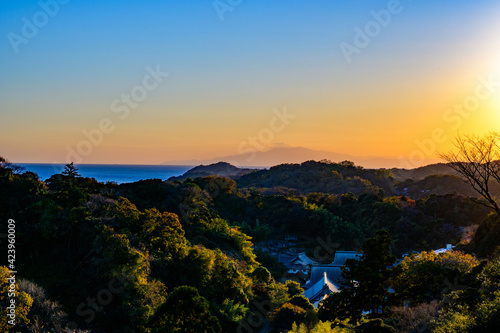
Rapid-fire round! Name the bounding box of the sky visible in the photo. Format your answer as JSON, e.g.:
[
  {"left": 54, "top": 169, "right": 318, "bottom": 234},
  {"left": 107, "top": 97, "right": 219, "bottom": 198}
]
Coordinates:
[{"left": 1, "top": 0, "right": 500, "bottom": 167}]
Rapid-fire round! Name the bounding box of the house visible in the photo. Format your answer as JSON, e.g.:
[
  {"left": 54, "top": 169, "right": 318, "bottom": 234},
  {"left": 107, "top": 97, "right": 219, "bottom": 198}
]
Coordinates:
[
  {"left": 289, "top": 252, "right": 318, "bottom": 268},
  {"left": 328, "top": 251, "right": 361, "bottom": 266},
  {"left": 433, "top": 244, "right": 454, "bottom": 254},
  {"left": 303, "top": 272, "right": 340, "bottom": 307},
  {"left": 277, "top": 250, "right": 361, "bottom": 306},
  {"left": 302, "top": 251, "right": 360, "bottom": 307}
]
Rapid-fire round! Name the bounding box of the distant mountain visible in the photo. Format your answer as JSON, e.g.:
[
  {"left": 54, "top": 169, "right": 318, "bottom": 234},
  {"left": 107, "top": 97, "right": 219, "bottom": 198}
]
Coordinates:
[
  {"left": 163, "top": 146, "right": 436, "bottom": 169},
  {"left": 167, "top": 162, "right": 256, "bottom": 181}
]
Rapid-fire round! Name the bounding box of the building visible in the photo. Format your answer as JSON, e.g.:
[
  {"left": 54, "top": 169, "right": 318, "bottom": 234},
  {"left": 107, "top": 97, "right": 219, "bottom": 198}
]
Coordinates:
[
  {"left": 288, "top": 252, "right": 318, "bottom": 269},
  {"left": 433, "top": 244, "right": 454, "bottom": 254},
  {"left": 303, "top": 272, "right": 340, "bottom": 307},
  {"left": 328, "top": 250, "right": 361, "bottom": 266},
  {"left": 301, "top": 250, "right": 361, "bottom": 307}
]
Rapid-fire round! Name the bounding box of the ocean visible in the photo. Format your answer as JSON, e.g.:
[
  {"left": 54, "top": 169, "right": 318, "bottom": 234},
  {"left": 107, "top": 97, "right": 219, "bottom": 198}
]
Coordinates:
[{"left": 18, "top": 164, "right": 193, "bottom": 184}]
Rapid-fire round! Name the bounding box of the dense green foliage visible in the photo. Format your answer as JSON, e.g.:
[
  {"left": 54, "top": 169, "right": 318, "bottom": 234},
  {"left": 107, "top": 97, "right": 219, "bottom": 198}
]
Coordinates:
[
  {"left": 0, "top": 162, "right": 297, "bottom": 332},
  {"left": 237, "top": 160, "right": 393, "bottom": 196},
  {"left": 2, "top": 158, "right": 500, "bottom": 332}
]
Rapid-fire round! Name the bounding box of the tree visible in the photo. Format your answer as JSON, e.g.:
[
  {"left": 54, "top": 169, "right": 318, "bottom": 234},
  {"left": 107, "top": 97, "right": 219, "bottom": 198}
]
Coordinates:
[
  {"left": 214, "top": 298, "right": 249, "bottom": 332},
  {"left": 61, "top": 162, "right": 80, "bottom": 190},
  {"left": 320, "top": 231, "right": 396, "bottom": 323},
  {"left": 440, "top": 132, "right": 500, "bottom": 215},
  {"left": 289, "top": 295, "right": 314, "bottom": 311},
  {"left": 0, "top": 155, "right": 24, "bottom": 178},
  {"left": 251, "top": 266, "right": 272, "bottom": 284},
  {"left": 0, "top": 266, "right": 33, "bottom": 330},
  {"left": 356, "top": 318, "right": 395, "bottom": 332},
  {"left": 271, "top": 302, "right": 307, "bottom": 332},
  {"left": 388, "top": 301, "right": 440, "bottom": 333},
  {"left": 138, "top": 208, "right": 188, "bottom": 258},
  {"left": 318, "top": 291, "right": 357, "bottom": 323},
  {"left": 391, "top": 250, "right": 479, "bottom": 304},
  {"left": 148, "top": 285, "right": 221, "bottom": 333},
  {"left": 18, "top": 279, "right": 90, "bottom": 333},
  {"left": 62, "top": 162, "right": 80, "bottom": 179},
  {"left": 285, "top": 280, "right": 304, "bottom": 298},
  {"left": 352, "top": 230, "right": 396, "bottom": 315}
]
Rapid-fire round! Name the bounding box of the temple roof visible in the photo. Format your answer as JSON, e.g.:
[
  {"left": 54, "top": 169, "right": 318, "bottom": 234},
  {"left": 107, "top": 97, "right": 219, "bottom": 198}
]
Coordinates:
[
  {"left": 303, "top": 272, "right": 339, "bottom": 304},
  {"left": 328, "top": 251, "right": 361, "bottom": 266}
]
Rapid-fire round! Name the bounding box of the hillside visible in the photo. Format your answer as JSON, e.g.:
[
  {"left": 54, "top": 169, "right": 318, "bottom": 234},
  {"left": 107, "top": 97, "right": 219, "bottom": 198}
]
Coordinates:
[
  {"left": 234, "top": 160, "right": 497, "bottom": 199},
  {"left": 172, "top": 160, "right": 480, "bottom": 198},
  {"left": 390, "top": 163, "right": 462, "bottom": 181},
  {"left": 2, "top": 158, "right": 500, "bottom": 332},
  {"left": 236, "top": 160, "right": 394, "bottom": 195},
  {"left": 168, "top": 161, "right": 256, "bottom": 181}
]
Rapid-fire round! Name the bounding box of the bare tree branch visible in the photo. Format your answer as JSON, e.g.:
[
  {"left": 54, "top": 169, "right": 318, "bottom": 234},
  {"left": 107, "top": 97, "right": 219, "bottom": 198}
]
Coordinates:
[{"left": 439, "top": 132, "right": 500, "bottom": 215}]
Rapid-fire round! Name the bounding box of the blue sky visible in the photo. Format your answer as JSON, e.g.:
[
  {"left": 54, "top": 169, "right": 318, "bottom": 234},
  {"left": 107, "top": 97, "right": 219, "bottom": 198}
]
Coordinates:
[{"left": 1, "top": 0, "right": 500, "bottom": 165}]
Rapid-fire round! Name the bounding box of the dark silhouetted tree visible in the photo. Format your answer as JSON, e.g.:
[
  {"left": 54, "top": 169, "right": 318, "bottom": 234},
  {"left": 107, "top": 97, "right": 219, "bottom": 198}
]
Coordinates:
[{"left": 440, "top": 132, "right": 500, "bottom": 215}]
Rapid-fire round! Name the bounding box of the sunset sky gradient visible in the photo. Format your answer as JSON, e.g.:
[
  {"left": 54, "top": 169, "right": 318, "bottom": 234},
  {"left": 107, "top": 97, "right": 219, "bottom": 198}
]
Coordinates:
[{"left": 1, "top": 0, "right": 500, "bottom": 167}]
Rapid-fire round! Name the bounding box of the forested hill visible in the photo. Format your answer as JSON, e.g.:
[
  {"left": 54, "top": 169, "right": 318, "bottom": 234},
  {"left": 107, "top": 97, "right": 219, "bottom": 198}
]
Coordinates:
[
  {"left": 389, "top": 162, "right": 462, "bottom": 181},
  {"left": 168, "top": 161, "right": 255, "bottom": 181},
  {"left": 174, "top": 160, "right": 462, "bottom": 183},
  {"left": 235, "top": 160, "right": 394, "bottom": 195},
  {"left": 2, "top": 158, "right": 500, "bottom": 332},
  {"left": 171, "top": 160, "right": 500, "bottom": 201},
  {"left": 172, "top": 160, "right": 493, "bottom": 198}
]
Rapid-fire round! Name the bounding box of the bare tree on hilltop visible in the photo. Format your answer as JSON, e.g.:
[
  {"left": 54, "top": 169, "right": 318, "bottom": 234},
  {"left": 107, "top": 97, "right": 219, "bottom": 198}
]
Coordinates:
[{"left": 440, "top": 132, "right": 500, "bottom": 215}]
